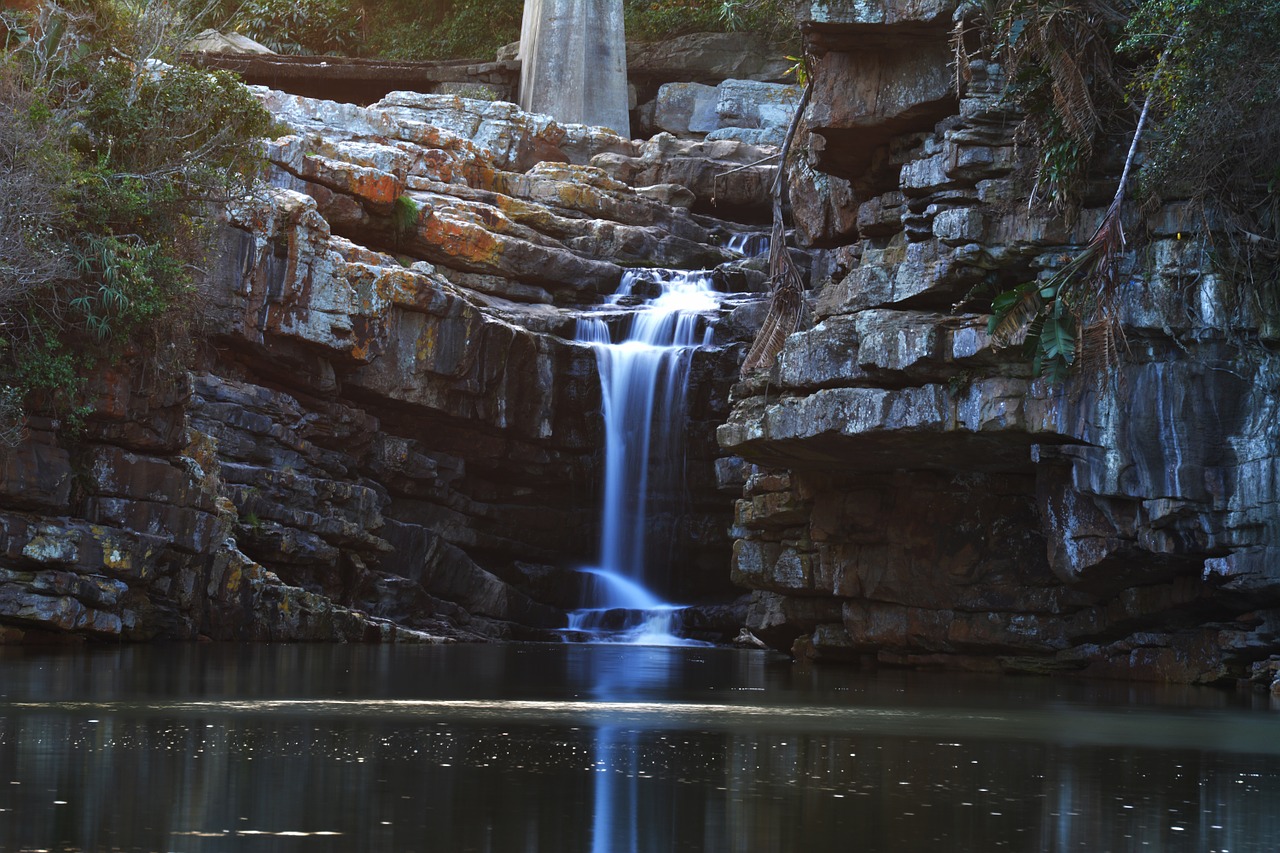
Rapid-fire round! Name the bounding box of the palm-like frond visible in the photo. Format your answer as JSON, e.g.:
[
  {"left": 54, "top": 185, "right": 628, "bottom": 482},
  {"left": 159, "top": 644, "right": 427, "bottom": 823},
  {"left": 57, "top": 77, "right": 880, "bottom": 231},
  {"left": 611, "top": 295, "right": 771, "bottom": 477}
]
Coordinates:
[
  {"left": 741, "top": 287, "right": 802, "bottom": 374},
  {"left": 741, "top": 198, "right": 806, "bottom": 374},
  {"left": 1045, "top": 40, "right": 1098, "bottom": 148},
  {"left": 988, "top": 160, "right": 1132, "bottom": 378},
  {"left": 988, "top": 282, "right": 1045, "bottom": 345}
]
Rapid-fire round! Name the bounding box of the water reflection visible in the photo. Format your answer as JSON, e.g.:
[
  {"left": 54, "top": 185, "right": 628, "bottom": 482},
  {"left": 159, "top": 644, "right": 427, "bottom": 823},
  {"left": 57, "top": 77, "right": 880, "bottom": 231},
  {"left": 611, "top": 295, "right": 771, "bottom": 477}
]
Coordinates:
[
  {"left": 584, "top": 647, "right": 674, "bottom": 853},
  {"left": 0, "top": 644, "right": 1278, "bottom": 852}
]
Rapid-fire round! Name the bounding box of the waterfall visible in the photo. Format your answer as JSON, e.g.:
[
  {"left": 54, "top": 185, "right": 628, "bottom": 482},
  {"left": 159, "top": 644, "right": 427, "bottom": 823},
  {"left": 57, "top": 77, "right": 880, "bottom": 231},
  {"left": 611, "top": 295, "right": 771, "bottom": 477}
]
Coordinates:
[
  {"left": 726, "top": 231, "right": 770, "bottom": 258},
  {"left": 569, "top": 269, "right": 719, "bottom": 644}
]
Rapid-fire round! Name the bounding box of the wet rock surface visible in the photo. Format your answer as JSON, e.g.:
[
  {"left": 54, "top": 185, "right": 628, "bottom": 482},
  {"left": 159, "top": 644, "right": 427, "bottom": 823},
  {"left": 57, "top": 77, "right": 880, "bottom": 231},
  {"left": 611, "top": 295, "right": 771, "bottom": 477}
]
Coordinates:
[{"left": 718, "top": 1, "right": 1280, "bottom": 682}]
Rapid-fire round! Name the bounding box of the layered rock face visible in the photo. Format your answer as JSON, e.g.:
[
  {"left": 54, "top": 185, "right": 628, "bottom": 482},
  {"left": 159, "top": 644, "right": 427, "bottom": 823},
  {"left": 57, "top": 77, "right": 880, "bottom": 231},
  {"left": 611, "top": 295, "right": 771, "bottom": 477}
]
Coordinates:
[
  {"left": 0, "top": 87, "right": 771, "bottom": 643},
  {"left": 719, "top": 1, "right": 1280, "bottom": 683}
]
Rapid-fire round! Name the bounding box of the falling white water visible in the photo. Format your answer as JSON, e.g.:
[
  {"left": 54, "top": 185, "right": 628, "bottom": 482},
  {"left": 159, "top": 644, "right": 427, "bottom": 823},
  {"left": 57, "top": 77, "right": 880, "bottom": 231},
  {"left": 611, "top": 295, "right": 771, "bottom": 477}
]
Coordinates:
[
  {"left": 570, "top": 269, "right": 719, "bottom": 644},
  {"left": 726, "top": 231, "right": 771, "bottom": 258}
]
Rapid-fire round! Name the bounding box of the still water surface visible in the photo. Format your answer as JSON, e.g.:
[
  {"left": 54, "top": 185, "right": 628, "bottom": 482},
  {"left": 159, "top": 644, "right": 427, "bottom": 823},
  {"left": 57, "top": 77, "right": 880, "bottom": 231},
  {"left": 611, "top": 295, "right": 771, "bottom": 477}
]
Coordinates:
[{"left": 0, "top": 643, "right": 1278, "bottom": 852}]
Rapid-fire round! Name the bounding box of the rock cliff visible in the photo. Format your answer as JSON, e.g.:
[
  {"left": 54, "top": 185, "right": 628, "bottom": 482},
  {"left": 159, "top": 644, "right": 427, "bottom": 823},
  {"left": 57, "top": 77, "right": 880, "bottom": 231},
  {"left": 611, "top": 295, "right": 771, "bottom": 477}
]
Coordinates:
[
  {"left": 6, "top": 7, "right": 1277, "bottom": 687},
  {"left": 718, "top": 0, "right": 1280, "bottom": 684},
  {"left": 0, "top": 84, "right": 770, "bottom": 643}
]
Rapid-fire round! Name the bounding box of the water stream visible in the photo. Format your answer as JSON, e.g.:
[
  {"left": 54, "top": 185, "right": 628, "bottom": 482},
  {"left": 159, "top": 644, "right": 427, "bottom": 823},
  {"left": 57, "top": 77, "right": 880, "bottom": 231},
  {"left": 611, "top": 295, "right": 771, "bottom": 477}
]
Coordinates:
[{"left": 569, "top": 268, "right": 720, "bottom": 644}]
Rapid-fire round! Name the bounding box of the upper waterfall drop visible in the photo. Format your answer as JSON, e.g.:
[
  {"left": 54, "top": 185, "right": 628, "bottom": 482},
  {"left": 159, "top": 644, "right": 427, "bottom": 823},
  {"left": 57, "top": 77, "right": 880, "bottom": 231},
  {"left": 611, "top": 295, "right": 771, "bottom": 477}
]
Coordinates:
[{"left": 571, "top": 268, "right": 721, "bottom": 643}]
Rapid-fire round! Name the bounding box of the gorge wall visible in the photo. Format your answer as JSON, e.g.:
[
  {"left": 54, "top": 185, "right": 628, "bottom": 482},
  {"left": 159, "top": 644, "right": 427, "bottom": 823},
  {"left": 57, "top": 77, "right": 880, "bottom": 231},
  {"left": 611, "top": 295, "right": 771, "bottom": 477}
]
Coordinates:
[
  {"left": 2, "top": 1, "right": 1278, "bottom": 689},
  {"left": 0, "top": 80, "right": 776, "bottom": 644},
  {"left": 718, "top": 0, "right": 1280, "bottom": 685}
]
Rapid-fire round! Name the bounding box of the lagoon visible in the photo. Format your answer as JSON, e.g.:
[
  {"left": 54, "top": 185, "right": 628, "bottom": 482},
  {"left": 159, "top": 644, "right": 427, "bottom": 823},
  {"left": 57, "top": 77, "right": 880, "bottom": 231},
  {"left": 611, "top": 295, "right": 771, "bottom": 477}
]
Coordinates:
[{"left": 1, "top": 643, "right": 1278, "bottom": 852}]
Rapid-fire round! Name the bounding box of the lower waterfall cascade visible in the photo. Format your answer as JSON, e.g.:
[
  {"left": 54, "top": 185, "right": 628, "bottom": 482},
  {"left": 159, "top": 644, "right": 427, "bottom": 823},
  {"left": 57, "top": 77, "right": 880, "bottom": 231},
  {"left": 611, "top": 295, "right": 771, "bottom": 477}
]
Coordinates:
[{"left": 567, "top": 268, "right": 723, "bottom": 644}]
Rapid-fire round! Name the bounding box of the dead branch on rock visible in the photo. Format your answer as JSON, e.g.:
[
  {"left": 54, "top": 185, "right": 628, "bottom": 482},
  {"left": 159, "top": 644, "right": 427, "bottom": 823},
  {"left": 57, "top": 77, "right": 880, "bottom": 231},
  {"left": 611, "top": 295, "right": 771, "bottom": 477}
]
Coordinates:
[{"left": 740, "top": 74, "right": 813, "bottom": 377}]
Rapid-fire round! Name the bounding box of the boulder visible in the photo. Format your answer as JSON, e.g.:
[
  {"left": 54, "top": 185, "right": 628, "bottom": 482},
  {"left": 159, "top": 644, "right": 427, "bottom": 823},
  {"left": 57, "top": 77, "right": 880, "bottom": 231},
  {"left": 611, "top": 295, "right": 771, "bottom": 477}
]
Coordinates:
[
  {"left": 654, "top": 79, "right": 803, "bottom": 145},
  {"left": 186, "top": 29, "right": 275, "bottom": 55},
  {"left": 592, "top": 133, "right": 779, "bottom": 216},
  {"left": 654, "top": 82, "right": 719, "bottom": 136}
]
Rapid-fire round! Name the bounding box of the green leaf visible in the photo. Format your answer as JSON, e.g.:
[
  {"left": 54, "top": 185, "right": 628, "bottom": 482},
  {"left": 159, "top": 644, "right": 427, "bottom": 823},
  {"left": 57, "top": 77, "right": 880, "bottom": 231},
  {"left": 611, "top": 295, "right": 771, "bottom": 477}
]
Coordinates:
[
  {"left": 992, "top": 288, "right": 1024, "bottom": 314},
  {"left": 1008, "top": 18, "right": 1027, "bottom": 48},
  {"left": 1040, "top": 316, "right": 1075, "bottom": 362}
]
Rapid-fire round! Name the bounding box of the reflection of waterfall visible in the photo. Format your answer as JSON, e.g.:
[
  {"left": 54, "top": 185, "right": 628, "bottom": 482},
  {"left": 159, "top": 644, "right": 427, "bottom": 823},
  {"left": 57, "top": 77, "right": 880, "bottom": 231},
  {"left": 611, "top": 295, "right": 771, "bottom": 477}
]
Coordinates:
[
  {"left": 580, "top": 645, "right": 678, "bottom": 853},
  {"left": 570, "top": 270, "right": 717, "bottom": 644},
  {"left": 590, "top": 725, "right": 641, "bottom": 853}
]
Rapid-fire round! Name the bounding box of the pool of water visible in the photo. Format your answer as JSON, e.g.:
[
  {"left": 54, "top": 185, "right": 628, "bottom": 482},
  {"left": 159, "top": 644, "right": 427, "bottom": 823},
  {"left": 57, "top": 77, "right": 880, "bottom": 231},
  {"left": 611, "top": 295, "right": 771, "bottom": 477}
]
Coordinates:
[{"left": 1, "top": 643, "right": 1277, "bottom": 852}]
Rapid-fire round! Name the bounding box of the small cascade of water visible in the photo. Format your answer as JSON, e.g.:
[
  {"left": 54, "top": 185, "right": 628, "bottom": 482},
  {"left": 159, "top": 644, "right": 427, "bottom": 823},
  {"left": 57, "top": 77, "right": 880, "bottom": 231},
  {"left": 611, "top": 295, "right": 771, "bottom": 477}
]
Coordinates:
[
  {"left": 569, "top": 269, "right": 719, "bottom": 645},
  {"left": 727, "top": 231, "right": 771, "bottom": 258}
]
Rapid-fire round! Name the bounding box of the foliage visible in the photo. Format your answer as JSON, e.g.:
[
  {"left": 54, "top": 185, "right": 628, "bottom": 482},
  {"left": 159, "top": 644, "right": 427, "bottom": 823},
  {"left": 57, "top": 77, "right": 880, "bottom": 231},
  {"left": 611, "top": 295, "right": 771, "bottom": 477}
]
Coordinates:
[
  {"left": 204, "top": 0, "right": 795, "bottom": 61},
  {"left": 784, "top": 53, "right": 808, "bottom": 86},
  {"left": 0, "top": 384, "right": 24, "bottom": 450},
  {"left": 624, "top": 0, "right": 722, "bottom": 40},
  {"left": 316, "top": 0, "right": 795, "bottom": 61},
  {"left": 391, "top": 194, "right": 419, "bottom": 248},
  {"left": 977, "top": 0, "right": 1126, "bottom": 213},
  {"left": 988, "top": 207, "right": 1124, "bottom": 381},
  {"left": 1122, "top": 0, "right": 1280, "bottom": 309},
  {"left": 341, "top": 0, "right": 523, "bottom": 61},
  {"left": 225, "top": 0, "right": 361, "bottom": 55},
  {"left": 979, "top": 0, "right": 1280, "bottom": 379},
  {"left": 626, "top": 0, "right": 794, "bottom": 43},
  {"left": 0, "top": 0, "right": 273, "bottom": 424}
]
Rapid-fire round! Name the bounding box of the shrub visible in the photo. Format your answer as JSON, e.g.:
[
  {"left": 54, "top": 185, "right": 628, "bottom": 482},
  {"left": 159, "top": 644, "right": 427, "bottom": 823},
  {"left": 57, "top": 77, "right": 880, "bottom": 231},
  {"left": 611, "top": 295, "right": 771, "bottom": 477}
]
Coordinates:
[
  {"left": 349, "top": 0, "right": 794, "bottom": 61},
  {"left": 0, "top": 1, "right": 273, "bottom": 421},
  {"left": 979, "top": 0, "right": 1280, "bottom": 378},
  {"left": 1123, "top": 0, "right": 1280, "bottom": 310},
  {"left": 228, "top": 0, "right": 362, "bottom": 55},
  {"left": 359, "top": 0, "right": 523, "bottom": 60},
  {"left": 625, "top": 0, "right": 795, "bottom": 42}
]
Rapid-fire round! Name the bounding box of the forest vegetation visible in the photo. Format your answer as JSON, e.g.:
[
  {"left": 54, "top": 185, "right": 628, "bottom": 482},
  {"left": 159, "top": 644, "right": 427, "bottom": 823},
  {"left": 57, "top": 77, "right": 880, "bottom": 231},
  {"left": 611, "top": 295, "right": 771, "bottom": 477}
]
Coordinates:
[
  {"left": 211, "top": 0, "right": 796, "bottom": 61},
  {"left": 0, "top": 0, "right": 273, "bottom": 439}
]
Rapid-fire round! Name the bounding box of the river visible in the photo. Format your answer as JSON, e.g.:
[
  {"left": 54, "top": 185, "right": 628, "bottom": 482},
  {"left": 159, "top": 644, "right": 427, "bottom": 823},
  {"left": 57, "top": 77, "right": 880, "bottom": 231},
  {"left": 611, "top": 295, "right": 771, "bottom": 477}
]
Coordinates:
[{"left": 1, "top": 643, "right": 1277, "bottom": 852}]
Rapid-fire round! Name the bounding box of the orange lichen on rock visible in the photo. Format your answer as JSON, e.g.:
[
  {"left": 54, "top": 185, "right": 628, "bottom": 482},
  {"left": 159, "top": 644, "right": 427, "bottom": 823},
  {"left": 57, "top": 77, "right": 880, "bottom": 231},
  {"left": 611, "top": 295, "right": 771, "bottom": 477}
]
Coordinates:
[
  {"left": 301, "top": 155, "right": 404, "bottom": 214},
  {"left": 409, "top": 210, "right": 505, "bottom": 273}
]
